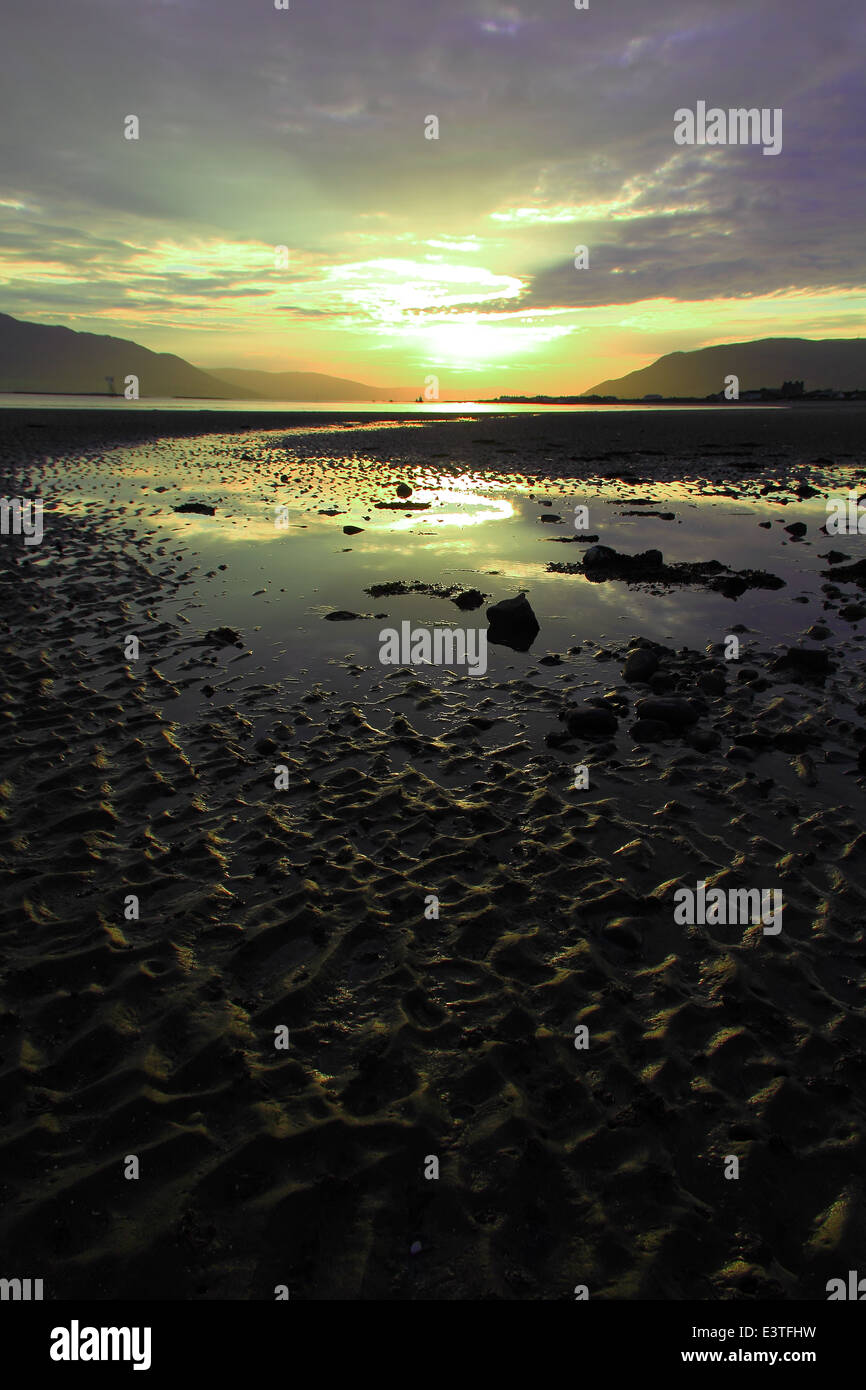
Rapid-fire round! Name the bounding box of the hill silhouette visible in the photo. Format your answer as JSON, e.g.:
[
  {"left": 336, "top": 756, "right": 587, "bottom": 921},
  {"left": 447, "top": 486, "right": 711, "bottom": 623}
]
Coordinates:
[{"left": 587, "top": 337, "right": 866, "bottom": 398}]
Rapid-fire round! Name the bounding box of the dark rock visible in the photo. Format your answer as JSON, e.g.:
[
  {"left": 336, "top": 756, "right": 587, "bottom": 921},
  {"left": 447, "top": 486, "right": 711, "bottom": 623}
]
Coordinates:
[
  {"left": 324, "top": 610, "right": 362, "bottom": 621},
  {"left": 635, "top": 696, "right": 699, "bottom": 727},
  {"left": 583, "top": 544, "right": 618, "bottom": 568},
  {"left": 204, "top": 626, "right": 242, "bottom": 645},
  {"left": 561, "top": 706, "right": 618, "bottom": 737},
  {"left": 686, "top": 727, "right": 721, "bottom": 752},
  {"left": 819, "top": 551, "right": 850, "bottom": 564},
  {"left": 396, "top": 482, "right": 413, "bottom": 498},
  {"left": 649, "top": 671, "right": 675, "bottom": 693},
  {"left": 452, "top": 589, "right": 485, "bottom": 610},
  {"left": 622, "top": 648, "right": 659, "bottom": 682},
  {"left": 486, "top": 593, "right": 540, "bottom": 651},
  {"left": 175, "top": 501, "right": 215, "bottom": 516},
  {"left": 545, "top": 729, "right": 571, "bottom": 749},
  {"left": 343, "top": 525, "right": 364, "bottom": 535},
  {"left": 713, "top": 576, "right": 747, "bottom": 598},
  {"left": 784, "top": 522, "right": 808, "bottom": 538},
  {"left": 630, "top": 719, "right": 671, "bottom": 742},
  {"left": 772, "top": 647, "right": 834, "bottom": 676},
  {"left": 821, "top": 559, "right": 866, "bottom": 587}
]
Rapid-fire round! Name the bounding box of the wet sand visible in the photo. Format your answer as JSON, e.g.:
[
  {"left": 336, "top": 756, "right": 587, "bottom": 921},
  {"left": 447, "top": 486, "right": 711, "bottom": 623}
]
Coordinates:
[{"left": 1, "top": 404, "right": 865, "bottom": 1300}]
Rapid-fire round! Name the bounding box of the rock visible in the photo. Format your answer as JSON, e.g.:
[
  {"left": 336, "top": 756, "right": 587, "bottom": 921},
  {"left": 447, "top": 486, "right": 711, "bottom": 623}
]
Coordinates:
[
  {"left": 713, "top": 576, "right": 747, "bottom": 598},
  {"left": 784, "top": 522, "right": 808, "bottom": 538},
  {"left": 772, "top": 647, "right": 833, "bottom": 676},
  {"left": 583, "top": 544, "right": 618, "bottom": 568},
  {"left": 343, "top": 525, "right": 364, "bottom": 535},
  {"left": 686, "top": 727, "right": 721, "bottom": 752},
  {"left": 539, "top": 652, "right": 563, "bottom": 665},
  {"left": 622, "top": 648, "right": 659, "bottom": 682},
  {"left": 699, "top": 670, "right": 726, "bottom": 695},
  {"left": 649, "top": 671, "right": 675, "bottom": 693},
  {"left": 486, "top": 593, "right": 540, "bottom": 651},
  {"left": 396, "top": 482, "right": 413, "bottom": 498},
  {"left": 630, "top": 719, "right": 671, "bottom": 742},
  {"left": 840, "top": 603, "right": 866, "bottom": 622},
  {"left": 635, "top": 696, "right": 699, "bottom": 727},
  {"left": 174, "top": 501, "right": 215, "bottom": 515},
  {"left": 204, "top": 626, "right": 242, "bottom": 645},
  {"left": 538, "top": 514, "right": 562, "bottom": 523},
  {"left": 452, "top": 589, "right": 485, "bottom": 610},
  {"left": 561, "top": 706, "right": 618, "bottom": 737},
  {"left": 819, "top": 551, "right": 850, "bottom": 564},
  {"left": 635, "top": 548, "right": 663, "bottom": 567},
  {"left": 821, "top": 559, "right": 866, "bottom": 586},
  {"left": 324, "top": 610, "right": 362, "bottom": 621}
]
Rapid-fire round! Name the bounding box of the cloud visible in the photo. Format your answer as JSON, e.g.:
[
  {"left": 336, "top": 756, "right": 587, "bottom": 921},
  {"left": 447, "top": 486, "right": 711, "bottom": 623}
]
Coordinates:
[{"left": 1, "top": 0, "right": 863, "bottom": 385}]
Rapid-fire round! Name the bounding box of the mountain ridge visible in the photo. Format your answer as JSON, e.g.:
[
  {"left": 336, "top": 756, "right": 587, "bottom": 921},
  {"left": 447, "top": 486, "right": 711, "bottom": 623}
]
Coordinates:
[
  {"left": 586, "top": 337, "right": 866, "bottom": 397},
  {"left": 0, "top": 314, "right": 408, "bottom": 400}
]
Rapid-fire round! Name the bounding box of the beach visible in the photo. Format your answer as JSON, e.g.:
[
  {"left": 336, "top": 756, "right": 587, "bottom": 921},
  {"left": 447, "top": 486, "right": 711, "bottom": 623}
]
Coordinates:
[{"left": 1, "top": 403, "right": 865, "bottom": 1300}]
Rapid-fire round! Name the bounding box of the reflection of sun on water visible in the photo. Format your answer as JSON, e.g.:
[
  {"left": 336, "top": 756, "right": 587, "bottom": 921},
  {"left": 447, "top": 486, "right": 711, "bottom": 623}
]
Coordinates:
[{"left": 388, "top": 486, "right": 514, "bottom": 531}]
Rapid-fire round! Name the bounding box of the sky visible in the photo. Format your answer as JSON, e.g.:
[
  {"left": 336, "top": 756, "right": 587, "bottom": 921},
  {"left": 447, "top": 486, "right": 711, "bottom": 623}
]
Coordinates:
[{"left": 1, "top": 0, "right": 864, "bottom": 395}]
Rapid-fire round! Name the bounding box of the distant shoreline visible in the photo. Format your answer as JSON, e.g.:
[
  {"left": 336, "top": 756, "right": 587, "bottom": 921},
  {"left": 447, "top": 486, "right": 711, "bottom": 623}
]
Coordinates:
[{"left": 2, "top": 388, "right": 864, "bottom": 408}]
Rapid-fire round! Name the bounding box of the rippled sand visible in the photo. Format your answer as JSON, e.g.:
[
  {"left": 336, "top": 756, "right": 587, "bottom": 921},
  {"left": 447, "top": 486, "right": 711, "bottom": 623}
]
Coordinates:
[{"left": 1, "top": 405, "right": 865, "bottom": 1299}]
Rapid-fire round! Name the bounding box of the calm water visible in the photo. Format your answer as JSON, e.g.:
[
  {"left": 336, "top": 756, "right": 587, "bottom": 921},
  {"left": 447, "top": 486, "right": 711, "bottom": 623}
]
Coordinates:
[
  {"left": 31, "top": 427, "right": 861, "bottom": 718},
  {"left": 0, "top": 394, "right": 784, "bottom": 416}
]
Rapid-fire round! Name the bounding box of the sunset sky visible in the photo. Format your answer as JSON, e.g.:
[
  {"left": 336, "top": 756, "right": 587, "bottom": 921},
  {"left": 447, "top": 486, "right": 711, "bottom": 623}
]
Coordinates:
[{"left": 2, "top": 0, "right": 863, "bottom": 395}]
